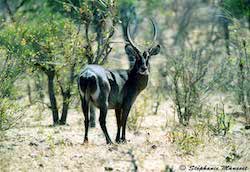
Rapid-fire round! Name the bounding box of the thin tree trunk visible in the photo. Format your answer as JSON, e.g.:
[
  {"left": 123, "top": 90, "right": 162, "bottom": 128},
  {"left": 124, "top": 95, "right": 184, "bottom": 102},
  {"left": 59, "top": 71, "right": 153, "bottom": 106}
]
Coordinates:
[
  {"left": 27, "top": 82, "right": 32, "bottom": 105},
  {"left": 47, "top": 71, "right": 59, "bottom": 124},
  {"left": 248, "top": 15, "right": 250, "bottom": 30},
  {"left": 238, "top": 54, "right": 248, "bottom": 122},
  {"left": 59, "top": 23, "right": 83, "bottom": 124},
  {"left": 59, "top": 62, "right": 76, "bottom": 124},
  {"left": 35, "top": 73, "right": 45, "bottom": 102},
  {"left": 3, "top": 0, "right": 15, "bottom": 22},
  {"left": 220, "top": 0, "right": 230, "bottom": 55},
  {"left": 59, "top": 24, "right": 81, "bottom": 124},
  {"left": 243, "top": 40, "right": 250, "bottom": 122},
  {"left": 173, "top": 73, "right": 183, "bottom": 125},
  {"left": 60, "top": 90, "right": 70, "bottom": 125},
  {"left": 223, "top": 20, "right": 230, "bottom": 55}
]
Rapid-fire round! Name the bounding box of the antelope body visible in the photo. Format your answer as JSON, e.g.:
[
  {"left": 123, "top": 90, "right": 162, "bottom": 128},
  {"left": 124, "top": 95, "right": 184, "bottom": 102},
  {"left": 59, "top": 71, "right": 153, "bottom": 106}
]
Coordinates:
[{"left": 78, "top": 19, "right": 160, "bottom": 144}]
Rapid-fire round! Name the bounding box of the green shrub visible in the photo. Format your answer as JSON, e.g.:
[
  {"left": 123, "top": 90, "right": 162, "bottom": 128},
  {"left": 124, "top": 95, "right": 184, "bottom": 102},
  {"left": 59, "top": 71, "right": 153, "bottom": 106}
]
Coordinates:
[
  {"left": 0, "top": 99, "right": 23, "bottom": 131},
  {"left": 160, "top": 49, "right": 219, "bottom": 126},
  {"left": 169, "top": 130, "right": 203, "bottom": 155},
  {"left": 208, "top": 104, "right": 231, "bottom": 136},
  {"left": 225, "top": 144, "right": 242, "bottom": 162}
]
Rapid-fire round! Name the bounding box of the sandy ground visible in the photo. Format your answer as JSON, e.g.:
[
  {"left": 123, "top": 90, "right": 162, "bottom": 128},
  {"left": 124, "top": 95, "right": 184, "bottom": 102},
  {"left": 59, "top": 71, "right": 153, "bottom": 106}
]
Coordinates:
[{"left": 0, "top": 99, "right": 250, "bottom": 172}]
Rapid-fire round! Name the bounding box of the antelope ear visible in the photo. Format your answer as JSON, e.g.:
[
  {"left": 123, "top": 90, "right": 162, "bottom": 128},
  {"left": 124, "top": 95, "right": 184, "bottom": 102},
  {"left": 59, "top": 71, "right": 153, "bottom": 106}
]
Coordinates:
[
  {"left": 149, "top": 44, "right": 160, "bottom": 56},
  {"left": 125, "top": 44, "right": 138, "bottom": 58}
]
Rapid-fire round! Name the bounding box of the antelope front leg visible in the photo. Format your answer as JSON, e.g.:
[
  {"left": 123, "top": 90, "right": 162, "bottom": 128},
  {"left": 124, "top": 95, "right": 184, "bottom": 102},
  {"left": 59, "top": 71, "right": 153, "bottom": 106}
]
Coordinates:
[
  {"left": 121, "top": 105, "right": 132, "bottom": 143},
  {"left": 99, "top": 106, "right": 112, "bottom": 144}
]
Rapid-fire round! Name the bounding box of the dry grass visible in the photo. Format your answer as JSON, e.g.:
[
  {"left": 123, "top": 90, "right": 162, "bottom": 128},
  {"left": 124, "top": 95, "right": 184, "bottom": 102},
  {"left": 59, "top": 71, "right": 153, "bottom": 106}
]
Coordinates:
[{"left": 0, "top": 98, "right": 250, "bottom": 171}]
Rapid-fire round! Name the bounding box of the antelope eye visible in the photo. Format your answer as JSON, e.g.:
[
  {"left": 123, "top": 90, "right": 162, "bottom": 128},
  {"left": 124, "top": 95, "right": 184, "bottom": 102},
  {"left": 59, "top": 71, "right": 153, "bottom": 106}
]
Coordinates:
[
  {"left": 138, "top": 58, "right": 142, "bottom": 63},
  {"left": 143, "top": 52, "right": 150, "bottom": 59}
]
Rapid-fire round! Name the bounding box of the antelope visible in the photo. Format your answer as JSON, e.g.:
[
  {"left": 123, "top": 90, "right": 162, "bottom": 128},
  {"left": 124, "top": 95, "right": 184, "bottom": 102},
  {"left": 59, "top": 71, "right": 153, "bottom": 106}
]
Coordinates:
[{"left": 78, "top": 19, "right": 160, "bottom": 144}]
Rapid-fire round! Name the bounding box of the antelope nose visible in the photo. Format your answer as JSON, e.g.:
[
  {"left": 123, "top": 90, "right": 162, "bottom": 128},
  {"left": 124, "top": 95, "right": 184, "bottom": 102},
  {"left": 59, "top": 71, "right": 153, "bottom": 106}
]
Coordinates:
[{"left": 141, "top": 66, "right": 147, "bottom": 71}]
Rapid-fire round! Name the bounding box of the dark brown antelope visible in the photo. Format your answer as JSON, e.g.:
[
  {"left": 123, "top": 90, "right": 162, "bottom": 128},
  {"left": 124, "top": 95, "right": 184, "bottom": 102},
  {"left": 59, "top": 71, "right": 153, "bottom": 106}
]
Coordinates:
[{"left": 78, "top": 19, "right": 160, "bottom": 144}]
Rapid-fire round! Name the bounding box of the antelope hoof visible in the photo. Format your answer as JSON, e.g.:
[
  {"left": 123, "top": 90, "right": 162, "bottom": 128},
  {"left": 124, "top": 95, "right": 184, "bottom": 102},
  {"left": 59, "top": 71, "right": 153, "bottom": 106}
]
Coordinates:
[
  {"left": 83, "top": 138, "right": 88, "bottom": 144},
  {"left": 115, "top": 138, "right": 121, "bottom": 144},
  {"left": 120, "top": 139, "right": 127, "bottom": 144},
  {"left": 59, "top": 120, "right": 66, "bottom": 125},
  {"left": 106, "top": 141, "right": 113, "bottom": 145}
]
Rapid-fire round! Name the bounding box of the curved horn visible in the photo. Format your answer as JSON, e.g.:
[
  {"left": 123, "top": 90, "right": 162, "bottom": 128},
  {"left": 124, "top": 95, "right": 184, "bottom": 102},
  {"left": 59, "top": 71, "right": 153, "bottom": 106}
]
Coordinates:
[
  {"left": 126, "top": 20, "right": 141, "bottom": 53},
  {"left": 149, "top": 18, "right": 157, "bottom": 48}
]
